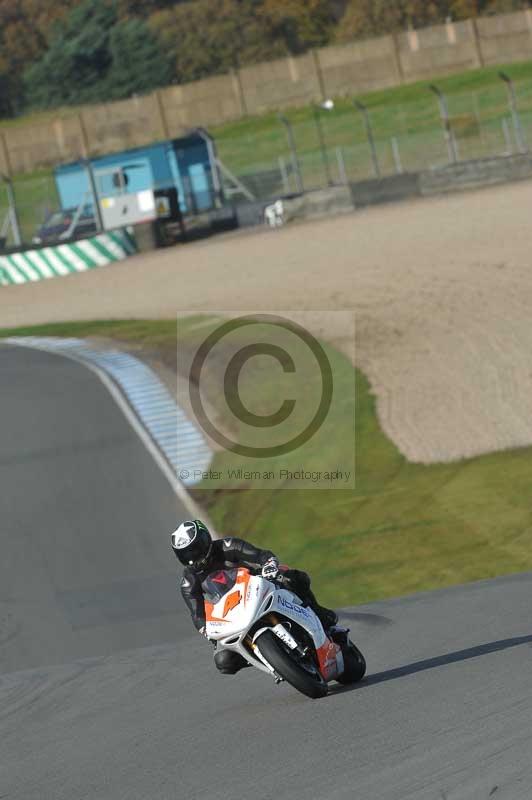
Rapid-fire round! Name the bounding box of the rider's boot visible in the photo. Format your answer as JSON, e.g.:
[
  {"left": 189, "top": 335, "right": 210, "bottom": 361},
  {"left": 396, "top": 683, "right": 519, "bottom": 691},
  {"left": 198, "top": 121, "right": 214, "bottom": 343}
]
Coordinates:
[
  {"left": 328, "top": 625, "right": 349, "bottom": 645},
  {"left": 315, "top": 606, "right": 339, "bottom": 631},
  {"left": 301, "top": 587, "right": 338, "bottom": 631},
  {"left": 214, "top": 649, "right": 250, "bottom": 675}
]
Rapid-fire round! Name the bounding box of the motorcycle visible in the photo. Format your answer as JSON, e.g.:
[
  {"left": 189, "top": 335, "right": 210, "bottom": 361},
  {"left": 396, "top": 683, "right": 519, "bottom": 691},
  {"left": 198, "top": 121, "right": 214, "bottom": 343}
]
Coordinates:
[{"left": 204, "top": 566, "right": 366, "bottom": 699}]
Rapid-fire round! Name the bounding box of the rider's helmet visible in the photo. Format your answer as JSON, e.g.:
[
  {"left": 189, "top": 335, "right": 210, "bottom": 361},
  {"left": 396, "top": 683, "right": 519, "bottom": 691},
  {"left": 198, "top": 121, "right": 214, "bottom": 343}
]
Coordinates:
[{"left": 171, "top": 520, "right": 213, "bottom": 571}]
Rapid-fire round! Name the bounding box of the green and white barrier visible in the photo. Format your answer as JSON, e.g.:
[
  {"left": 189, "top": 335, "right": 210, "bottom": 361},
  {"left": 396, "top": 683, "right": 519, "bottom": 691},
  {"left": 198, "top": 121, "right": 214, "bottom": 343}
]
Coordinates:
[{"left": 0, "top": 229, "right": 136, "bottom": 286}]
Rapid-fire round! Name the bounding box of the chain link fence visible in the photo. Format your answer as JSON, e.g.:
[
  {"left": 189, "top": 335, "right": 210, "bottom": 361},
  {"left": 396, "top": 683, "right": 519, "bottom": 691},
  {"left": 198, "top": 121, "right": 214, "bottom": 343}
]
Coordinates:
[{"left": 214, "top": 77, "right": 532, "bottom": 204}]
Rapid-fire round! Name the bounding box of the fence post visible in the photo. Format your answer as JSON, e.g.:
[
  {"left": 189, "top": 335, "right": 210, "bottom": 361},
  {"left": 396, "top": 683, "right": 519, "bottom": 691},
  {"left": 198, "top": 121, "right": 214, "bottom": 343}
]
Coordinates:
[
  {"left": 278, "top": 114, "right": 303, "bottom": 194},
  {"left": 335, "top": 147, "right": 348, "bottom": 184},
  {"left": 470, "top": 18, "right": 484, "bottom": 69},
  {"left": 231, "top": 68, "right": 248, "bottom": 117},
  {"left": 311, "top": 50, "right": 327, "bottom": 102},
  {"left": 4, "top": 178, "right": 21, "bottom": 246},
  {"left": 77, "top": 113, "right": 90, "bottom": 159},
  {"left": 278, "top": 156, "right": 290, "bottom": 193},
  {"left": 353, "top": 99, "right": 381, "bottom": 178},
  {"left": 391, "top": 137, "right": 404, "bottom": 174},
  {"left": 429, "top": 84, "right": 459, "bottom": 164},
  {"left": 501, "top": 118, "right": 513, "bottom": 155},
  {"left": 195, "top": 128, "right": 223, "bottom": 208},
  {"left": 391, "top": 33, "right": 405, "bottom": 85},
  {"left": 155, "top": 90, "right": 170, "bottom": 140},
  {"left": 0, "top": 133, "right": 12, "bottom": 178},
  {"left": 313, "top": 103, "right": 333, "bottom": 186},
  {"left": 83, "top": 160, "right": 104, "bottom": 232},
  {"left": 499, "top": 71, "right": 527, "bottom": 154}
]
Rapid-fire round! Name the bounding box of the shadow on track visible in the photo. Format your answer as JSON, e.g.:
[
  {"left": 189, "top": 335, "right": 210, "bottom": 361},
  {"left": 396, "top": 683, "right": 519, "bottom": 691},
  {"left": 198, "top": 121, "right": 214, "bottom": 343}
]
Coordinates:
[
  {"left": 329, "top": 633, "right": 532, "bottom": 695},
  {"left": 339, "top": 611, "right": 393, "bottom": 627}
]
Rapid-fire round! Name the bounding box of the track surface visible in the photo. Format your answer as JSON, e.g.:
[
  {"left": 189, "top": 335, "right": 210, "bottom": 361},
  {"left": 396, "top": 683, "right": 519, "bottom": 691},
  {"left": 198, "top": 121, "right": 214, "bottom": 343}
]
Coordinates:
[
  {"left": 2, "top": 346, "right": 532, "bottom": 799},
  {"left": 0, "top": 345, "right": 188, "bottom": 674}
]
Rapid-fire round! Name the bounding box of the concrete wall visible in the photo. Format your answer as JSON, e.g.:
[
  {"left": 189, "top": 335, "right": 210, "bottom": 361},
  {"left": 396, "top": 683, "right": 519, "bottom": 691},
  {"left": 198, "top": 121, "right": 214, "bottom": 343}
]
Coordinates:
[
  {"left": 255, "top": 151, "right": 532, "bottom": 227},
  {"left": 160, "top": 74, "right": 245, "bottom": 135},
  {"left": 283, "top": 152, "right": 532, "bottom": 221},
  {"left": 82, "top": 95, "right": 166, "bottom": 157},
  {"left": 316, "top": 36, "right": 402, "bottom": 96},
  {"left": 477, "top": 10, "right": 532, "bottom": 66},
  {"left": 3, "top": 10, "right": 532, "bottom": 175},
  {"left": 238, "top": 52, "right": 323, "bottom": 114},
  {"left": 3, "top": 117, "right": 85, "bottom": 174},
  {"left": 396, "top": 19, "right": 482, "bottom": 81},
  {"left": 419, "top": 152, "right": 532, "bottom": 194}
]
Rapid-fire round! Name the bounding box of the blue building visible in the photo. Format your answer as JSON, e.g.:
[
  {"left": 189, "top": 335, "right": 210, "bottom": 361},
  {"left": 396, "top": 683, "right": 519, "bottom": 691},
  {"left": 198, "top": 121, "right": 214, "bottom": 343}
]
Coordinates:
[{"left": 54, "top": 130, "right": 219, "bottom": 220}]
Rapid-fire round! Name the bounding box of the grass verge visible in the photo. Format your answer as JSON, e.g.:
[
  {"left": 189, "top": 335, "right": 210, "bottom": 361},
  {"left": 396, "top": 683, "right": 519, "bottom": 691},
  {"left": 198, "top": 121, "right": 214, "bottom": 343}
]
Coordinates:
[{"left": 2, "top": 318, "right": 532, "bottom": 608}]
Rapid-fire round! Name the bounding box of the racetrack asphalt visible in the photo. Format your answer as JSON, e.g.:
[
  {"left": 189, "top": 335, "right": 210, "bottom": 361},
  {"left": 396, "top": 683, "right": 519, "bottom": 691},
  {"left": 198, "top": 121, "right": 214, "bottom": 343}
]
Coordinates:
[
  {"left": 0, "top": 344, "right": 189, "bottom": 674},
  {"left": 2, "top": 345, "right": 532, "bottom": 799}
]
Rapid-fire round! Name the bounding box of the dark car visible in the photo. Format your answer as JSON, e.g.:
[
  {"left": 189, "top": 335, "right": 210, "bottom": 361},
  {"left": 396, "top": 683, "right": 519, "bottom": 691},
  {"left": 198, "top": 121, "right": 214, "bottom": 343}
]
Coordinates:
[{"left": 32, "top": 207, "right": 97, "bottom": 245}]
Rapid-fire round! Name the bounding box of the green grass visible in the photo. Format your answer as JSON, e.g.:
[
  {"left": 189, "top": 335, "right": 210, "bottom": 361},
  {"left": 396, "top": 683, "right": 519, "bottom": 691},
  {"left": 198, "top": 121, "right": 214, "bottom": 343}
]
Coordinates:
[{"left": 3, "top": 318, "right": 532, "bottom": 609}]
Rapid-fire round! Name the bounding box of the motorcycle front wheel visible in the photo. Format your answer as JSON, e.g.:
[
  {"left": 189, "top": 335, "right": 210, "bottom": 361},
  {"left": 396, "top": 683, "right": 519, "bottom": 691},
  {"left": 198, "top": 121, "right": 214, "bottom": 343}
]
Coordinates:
[{"left": 256, "top": 629, "right": 328, "bottom": 699}]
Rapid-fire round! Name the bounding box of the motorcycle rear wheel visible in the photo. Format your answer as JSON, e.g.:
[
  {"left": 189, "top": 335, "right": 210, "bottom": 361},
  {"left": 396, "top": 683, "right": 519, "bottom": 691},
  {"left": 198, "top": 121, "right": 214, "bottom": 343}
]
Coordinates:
[
  {"left": 337, "top": 642, "right": 366, "bottom": 685},
  {"left": 256, "top": 629, "right": 328, "bottom": 699}
]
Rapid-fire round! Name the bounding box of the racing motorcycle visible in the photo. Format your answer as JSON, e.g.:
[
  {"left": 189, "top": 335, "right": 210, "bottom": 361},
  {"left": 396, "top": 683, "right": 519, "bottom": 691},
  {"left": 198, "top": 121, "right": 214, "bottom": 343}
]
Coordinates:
[{"left": 204, "top": 567, "right": 366, "bottom": 699}]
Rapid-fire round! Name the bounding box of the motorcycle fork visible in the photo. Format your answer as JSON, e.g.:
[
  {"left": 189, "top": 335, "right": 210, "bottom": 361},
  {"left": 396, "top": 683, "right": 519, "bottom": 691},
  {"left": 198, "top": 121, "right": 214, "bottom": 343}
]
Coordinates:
[{"left": 257, "top": 613, "right": 310, "bottom": 659}]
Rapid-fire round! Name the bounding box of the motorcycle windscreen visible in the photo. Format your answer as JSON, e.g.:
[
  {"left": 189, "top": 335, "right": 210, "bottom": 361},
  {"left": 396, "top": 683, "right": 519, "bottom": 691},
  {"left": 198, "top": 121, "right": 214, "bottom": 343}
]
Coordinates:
[{"left": 201, "top": 568, "right": 239, "bottom": 604}]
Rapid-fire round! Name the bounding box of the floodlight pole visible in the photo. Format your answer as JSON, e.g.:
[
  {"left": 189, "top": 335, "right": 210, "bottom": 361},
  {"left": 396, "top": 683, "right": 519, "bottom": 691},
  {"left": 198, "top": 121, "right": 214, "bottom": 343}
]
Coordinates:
[
  {"left": 278, "top": 114, "right": 304, "bottom": 193},
  {"left": 499, "top": 72, "right": 527, "bottom": 154},
  {"left": 429, "top": 84, "right": 459, "bottom": 164},
  {"left": 353, "top": 99, "right": 380, "bottom": 178},
  {"left": 313, "top": 104, "right": 333, "bottom": 187},
  {"left": 1, "top": 173, "right": 21, "bottom": 246}
]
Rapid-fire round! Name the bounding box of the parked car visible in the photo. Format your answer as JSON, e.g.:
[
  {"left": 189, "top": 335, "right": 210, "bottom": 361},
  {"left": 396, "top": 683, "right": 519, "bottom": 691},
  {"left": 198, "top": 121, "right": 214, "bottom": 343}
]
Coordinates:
[{"left": 32, "top": 207, "right": 97, "bottom": 244}]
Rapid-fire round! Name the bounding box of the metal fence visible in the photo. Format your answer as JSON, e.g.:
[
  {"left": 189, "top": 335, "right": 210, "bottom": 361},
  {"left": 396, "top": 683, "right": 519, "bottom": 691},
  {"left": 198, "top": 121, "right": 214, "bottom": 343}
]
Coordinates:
[
  {"left": 2, "top": 73, "right": 532, "bottom": 247},
  {"left": 0, "top": 174, "right": 59, "bottom": 249},
  {"left": 214, "top": 73, "right": 532, "bottom": 203}
]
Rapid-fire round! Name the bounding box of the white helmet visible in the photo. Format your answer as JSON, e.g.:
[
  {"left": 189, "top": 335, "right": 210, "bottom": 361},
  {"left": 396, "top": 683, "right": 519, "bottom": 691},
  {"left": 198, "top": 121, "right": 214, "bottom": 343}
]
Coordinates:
[{"left": 170, "top": 520, "right": 213, "bottom": 570}]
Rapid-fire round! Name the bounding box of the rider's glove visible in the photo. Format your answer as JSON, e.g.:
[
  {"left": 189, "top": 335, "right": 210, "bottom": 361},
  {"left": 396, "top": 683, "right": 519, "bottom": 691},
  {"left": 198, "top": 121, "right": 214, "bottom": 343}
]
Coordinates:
[{"left": 261, "top": 559, "right": 279, "bottom": 580}]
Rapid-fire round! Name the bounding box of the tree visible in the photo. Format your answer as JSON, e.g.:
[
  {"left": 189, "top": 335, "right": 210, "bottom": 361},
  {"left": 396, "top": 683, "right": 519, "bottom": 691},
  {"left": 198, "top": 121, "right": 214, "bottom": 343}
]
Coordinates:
[
  {"left": 106, "top": 17, "right": 173, "bottom": 98},
  {"left": 24, "top": 0, "right": 116, "bottom": 107},
  {"left": 116, "top": 0, "right": 186, "bottom": 18},
  {"left": 0, "top": 0, "right": 74, "bottom": 115},
  {"left": 335, "top": 0, "right": 448, "bottom": 41},
  {"left": 258, "top": 0, "right": 339, "bottom": 52},
  {"left": 450, "top": 0, "right": 527, "bottom": 17},
  {"left": 150, "top": 0, "right": 283, "bottom": 84},
  {"left": 24, "top": 0, "right": 173, "bottom": 109}
]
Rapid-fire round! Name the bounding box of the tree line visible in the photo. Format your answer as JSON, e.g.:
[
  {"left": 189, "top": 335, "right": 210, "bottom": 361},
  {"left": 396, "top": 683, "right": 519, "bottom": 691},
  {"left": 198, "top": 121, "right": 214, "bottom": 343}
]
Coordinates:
[{"left": 0, "top": 0, "right": 527, "bottom": 117}]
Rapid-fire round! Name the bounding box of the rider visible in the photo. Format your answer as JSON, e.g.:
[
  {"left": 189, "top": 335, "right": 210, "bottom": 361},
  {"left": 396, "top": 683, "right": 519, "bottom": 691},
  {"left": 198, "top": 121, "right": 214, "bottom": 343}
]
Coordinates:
[{"left": 171, "top": 519, "right": 338, "bottom": 675}]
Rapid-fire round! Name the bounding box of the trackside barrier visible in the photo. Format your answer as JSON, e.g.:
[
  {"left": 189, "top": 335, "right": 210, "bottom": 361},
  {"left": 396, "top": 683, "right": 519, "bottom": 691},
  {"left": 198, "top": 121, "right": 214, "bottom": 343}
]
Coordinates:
[{"left": 0, "top": 229, "right": 136, "bottom": 286}]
